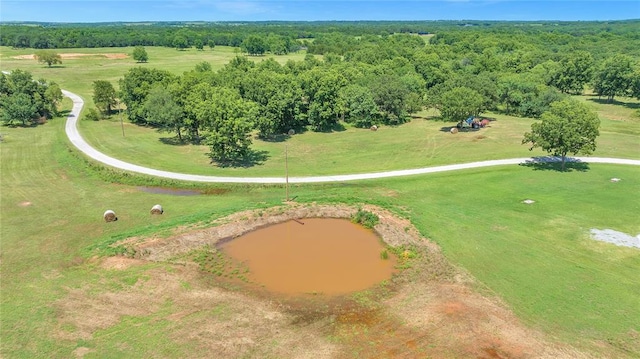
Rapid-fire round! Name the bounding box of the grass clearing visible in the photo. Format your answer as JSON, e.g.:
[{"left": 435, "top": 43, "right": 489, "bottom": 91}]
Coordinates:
[{"left": 1, "top": 46, "right": 639, "bottom": 358}]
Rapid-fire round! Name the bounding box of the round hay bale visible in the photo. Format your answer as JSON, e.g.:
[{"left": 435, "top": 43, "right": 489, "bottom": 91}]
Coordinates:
[
  {"left": 288, "top": 129, "right": 295, "bottom": 136},
  {"left": 481, "top": 119, "right": 490, "bottom": 127},
  {"left": 150, "top": 204, "right": 164, "bottom": 215},
  {"left": 103, "top": 210, "right": 117, "bottom": 222},
  {"left": 450, "top": 127, "right": 459, "bottom": 134},
  {"left": 370, "top": 125, "right": 378, "bottom": 131}
]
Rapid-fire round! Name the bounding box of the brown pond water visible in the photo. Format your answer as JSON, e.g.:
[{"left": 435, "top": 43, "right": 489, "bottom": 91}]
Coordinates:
[{"left": 220, "top": 218, "right": 397, "bottom": 296}]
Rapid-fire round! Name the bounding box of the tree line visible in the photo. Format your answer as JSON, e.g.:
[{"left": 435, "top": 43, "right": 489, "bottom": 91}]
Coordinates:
[
  {"left": 0, "top": 70, "right": 63, "bottom": 126},
  {"left": 2, "top": 20, "right": 639, "bottom": 57}
]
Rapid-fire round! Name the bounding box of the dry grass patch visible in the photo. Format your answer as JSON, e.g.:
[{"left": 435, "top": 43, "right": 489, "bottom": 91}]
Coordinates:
[
  {"left": 53, "top": 203, "right": 599, "bottom": 358},
  {"left": 12, "top": 53, "right": 128, "bottom": 60},
  {"left": 54, "top": 262, "right": 337, "bottom": 358}
]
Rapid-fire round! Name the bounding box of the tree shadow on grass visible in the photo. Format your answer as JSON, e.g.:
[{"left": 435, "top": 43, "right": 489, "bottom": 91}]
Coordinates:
[
  {"left": 212, "top": 150, "right": 270, "bottom": 168},
  {"left": 58, "top": 109, "right": 71, "bottom": 118},
  {"left": 519, "top": 156, "right": 590, "bottom": 172},
  {"left": 439, "top": 126, "right": 481, "bottom": 133},
  {"left": 258, "top": 133, "right": 291, "bottom": 143},
  {"left": 159, "top": 136, "right": 191, "bottom": 146},
  {"left": 586, "top": 97, "right": 640, "bottom": 110}
]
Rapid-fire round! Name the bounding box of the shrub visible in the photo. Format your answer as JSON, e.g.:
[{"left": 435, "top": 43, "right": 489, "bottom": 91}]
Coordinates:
[
  {"left": 351, "top": 208, "right": 379, "bottom": 229},
  {"left": 84, "top": 108, "right": 101, "bottom": 121}
]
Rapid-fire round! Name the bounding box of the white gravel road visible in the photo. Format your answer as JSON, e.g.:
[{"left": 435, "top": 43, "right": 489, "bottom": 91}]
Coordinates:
[{"left": 62, "top": 90, "right": 640, "bottom": 184}]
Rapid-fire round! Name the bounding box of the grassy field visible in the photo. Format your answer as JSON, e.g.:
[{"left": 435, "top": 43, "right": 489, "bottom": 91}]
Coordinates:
[
  {"left": 1, "top": 46, "right": 639, "bottom": 358},
  {"left": 76, "top": 103, "right": 640, "bottom": 177},
  {"left": 0, "top": 45, "right": 309, "bottom": 96}
]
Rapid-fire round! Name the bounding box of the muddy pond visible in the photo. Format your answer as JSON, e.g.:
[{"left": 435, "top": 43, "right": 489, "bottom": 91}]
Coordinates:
[{"left": 220, "top": 218, "right": 397, "bottom": 296}]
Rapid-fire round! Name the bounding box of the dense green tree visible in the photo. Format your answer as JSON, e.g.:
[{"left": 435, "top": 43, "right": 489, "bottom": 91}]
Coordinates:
[
  {"left": 44, "top": 82, "right": 63, "bottom": 116},
  {"left": 301, "top": 67, "right": 347, "bottom": 131},
  {"left": 119, "top": 67, "right": 176, "bottom": 124},
  {"left": 92, "top": 80, "right": 117, "bottom": 115},
  {"left": 186, "top": 85, "right": 257, "bottom": 164},
  {"left": 631, "top": 70, "right": 640, "bottom": 100},
  {"left": 0, "top": 70, "right": 60, "bottom": 122},
  {"left": 31, "top": 35, "right": 52, "bottom": 49},
  {"left": 257, "top": 58, "right": 285, "bottom": 73},
  {"left": 144, "top": 85, "right": 185, "bottom": 141},
  {"left": 369, "top": 74, "right": 410, "bottom": 125},
  {"left": 13, "top": 34, "right": 30, "bottom": 48},
  {"left": 173, "top": 35, "right": 189, "bottom": 50},
  {"left": 206, "top": 117, "right": 254, "bottom": 165},
  {"left": 0, "top": 93, "right": 37, "bottom": 126},
  {"left": 132, "top": 46, "right": 148, "bottom": 62},
  {"left": 498, "top": 74, "right": 563, "bottom": 118},
  {"left": 83, "top": 108, "right": 102, "bottom": 121},
  {"left": 241, "top": 35, "right": 267, "bottom": 56},
  {"left": 338, "top": 84, "right": 380, "bottom": 128},
  {"left": 241, "top": 70, "right": 304, "bottom": 138},
  {"left": 592, "top": 55, "right": 634, "bottom": 102},
  {"left": 266, "top": 34, "right": 289, "bottom": 55},
  {"left": 427, "top": 72, "right": 497, "bottom": 114},
  {"left": 194, "top": 39, "right": 204, "bottom": 50},
  {"left": 551, "top": 51, "right": 594, "bottom": 94},
  {"left": 437, "top": 87, "right": 484, "bottom": 122},
  {"left": 194, "top": 61, "right": 212, "bottom": 72},
  {"left": 522, "top": 99, "right": 600, "bottom": 171},
  {"left": 34, "top": 50, "right": 62, "bottom": 67}
]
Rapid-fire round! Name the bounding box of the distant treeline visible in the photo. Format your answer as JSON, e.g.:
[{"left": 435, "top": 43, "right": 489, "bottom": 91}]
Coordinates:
[{"left": 1, "top": 20, "right": 639, "bottom": 58}]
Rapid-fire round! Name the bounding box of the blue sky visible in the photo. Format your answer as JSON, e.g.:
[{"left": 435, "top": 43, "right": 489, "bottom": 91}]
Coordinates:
[{"left": 0, "top": 1, "right": 638, "bottom": 22}]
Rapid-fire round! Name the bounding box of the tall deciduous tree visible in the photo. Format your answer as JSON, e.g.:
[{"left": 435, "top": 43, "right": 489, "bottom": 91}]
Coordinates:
[
  {"left": 0, "top": 70, "right": 60, "bottom": 123},
  {"left": 551, "top": 51, "right": 594, "bottom": 94},
  {"left": 144, "top": 85, "right": 185, "bottom": 141},
  {"left": 592, "top": 55, "right": 634, "bottom": 102},
  {"left": 132, "top": 46, "right": 148, "bottom": 63},
  {"left": 369, "top": 74, "right": 410, "bottom": 125},
  {"left": 34, "top": 50, "right": 62, "bottom": 67},
  {"left": 119, "top": 67, "right": 176, "bottom": 124},
  {"left": 339, "top": 84, "right": 380, "bottom": 128},
  {"left": 522, "top": 99, "right": 600, "bottom": 171},
  {"left": 44, "top": 82, "right": 63, "bottom": 116},
  {"left": 186, "top": 86, "right": 257, "bottom": 164},
  {"left": 301, "top": 68, "right": 346, "bottom": 131},
  {"left": 631, "top": 70, "right": 640, "bottom": 101},
  {"left": 437, "top": 87, "right": 484, "bottom": 122},
  {"left": 92, "top": 80, "right": 117, "bottom": 115},
  {"left": 173, "top": 35, "right": 189, "bottom": 50},
  {"left": 0, "top": 93, "right": 37, "bottom": 126},
  {"left": 241, "top": 35, "right": 267, "bottom": 56}
]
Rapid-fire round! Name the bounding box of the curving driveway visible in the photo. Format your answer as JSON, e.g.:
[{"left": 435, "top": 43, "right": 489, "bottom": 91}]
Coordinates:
[{"left": 63, "top": 90, "right": 640, "bottom": 184}]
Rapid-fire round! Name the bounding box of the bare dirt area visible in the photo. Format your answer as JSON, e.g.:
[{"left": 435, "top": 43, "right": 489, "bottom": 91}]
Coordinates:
[
  {"left": 12, "top": 53, "right": 128, "bottom": 60},
  {"left": 53, "top": 203, "right": 598, "bottom": 358}
]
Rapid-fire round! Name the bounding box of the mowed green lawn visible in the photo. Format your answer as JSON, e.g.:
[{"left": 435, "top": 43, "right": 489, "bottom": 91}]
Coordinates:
[
  {"left": 1, "top": 46, "right": 639, "bottom": 358},
  {"left": 77, "top": 102, "right": 640, "bottom": 177}
]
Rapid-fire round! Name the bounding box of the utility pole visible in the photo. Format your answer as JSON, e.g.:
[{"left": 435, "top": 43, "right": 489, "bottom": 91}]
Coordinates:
[
  {"left": 285, "top": 145, "right": 289, "bottom": 202},
  {"left": 119, "top": 100, "right": 125, "bottom": 137}
]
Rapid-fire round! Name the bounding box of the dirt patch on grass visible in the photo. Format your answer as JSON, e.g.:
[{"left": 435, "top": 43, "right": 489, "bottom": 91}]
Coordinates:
[
  {"left": 121, "top": 203, "right": 430, "bottom": 261},
  {"left": 54, "top": 262, "right": 337, "bottom": 358},
  {"left": 99, "top": 256, "right": 147, "bottom": 270},
  {"left": 54, "top": 203, "right": 600, "bottom": 358},
  {"left": 12, "top": 53, "right": 128, "bottom": 60}
]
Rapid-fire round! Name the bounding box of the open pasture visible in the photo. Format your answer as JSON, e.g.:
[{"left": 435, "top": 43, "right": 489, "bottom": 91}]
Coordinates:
[{"left": 1, "top": 46, "right": 639, "bottom": 358}]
